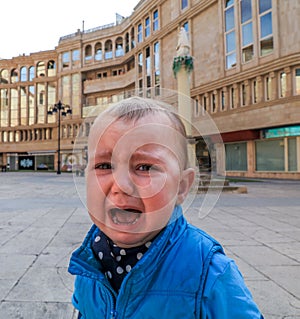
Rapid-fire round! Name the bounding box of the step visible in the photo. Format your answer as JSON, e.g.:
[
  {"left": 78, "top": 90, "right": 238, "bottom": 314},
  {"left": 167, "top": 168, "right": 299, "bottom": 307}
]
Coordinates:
[{"left": 197, "top": 185, "right": 248, "bottom": 194}]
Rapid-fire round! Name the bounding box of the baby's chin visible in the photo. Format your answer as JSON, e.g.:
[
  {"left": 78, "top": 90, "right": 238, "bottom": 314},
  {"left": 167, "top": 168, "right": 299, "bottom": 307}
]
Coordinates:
[{"left": 99, "top": 224, "right": 161, "bottom": 248}]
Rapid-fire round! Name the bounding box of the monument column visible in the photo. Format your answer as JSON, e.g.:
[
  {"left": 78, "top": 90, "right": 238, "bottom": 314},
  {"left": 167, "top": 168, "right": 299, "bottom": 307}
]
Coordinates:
[{"left": 173, "top": 27, "right": 195, "bottom": 166}]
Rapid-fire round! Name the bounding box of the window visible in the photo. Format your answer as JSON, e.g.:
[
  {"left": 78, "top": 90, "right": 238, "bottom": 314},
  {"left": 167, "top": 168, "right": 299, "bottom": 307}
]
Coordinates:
[
  {"left": 230, "top": 86, "right": 235, "bottom": 108},
  {"left": 0, "top": 69, "right": 9, "bottom": 84},
  {"left": 154, "top": 42, "right": 160, "bottom": 90},
  {"left": 125, "top": 33, "right": 130, "bottom": 53},
  {"left": 20, "top": 67, "right": 27, "bottom": 82},
  {"left": 241, "top": 84, "right": 246, "bottom": 106},
  {"left": 85, "top": 45, "right": 92, "bottom": 62},
  {"left": 138, "top": 24, "right": 143, "bottom": 43},
  {"left": 288, "top": 138, "right": 297, "bottom": 171},
  {"left": 203, "top": 95, "right": 207, "bottom": 112},
  {"left": 37, "top": 83, "right": 46, "bottom": 124},
  {"left": 221, "top": 90, "right": 226, "bottom": 110},
  {"left": 252, "top": 79, "right": 257, "bottom": 103},
  {"left": 29, "top": 86, "right": 35, "bottom": 125},
  {"left": 181, "top": 0, "right": 188, "bottom": 10},
  {"left": 211, "top": 92, "right": 216, "bottom": 112},
  {"left": 0, "top": 89, "right": 9, "bottom": 127},
  {"left": 95, "top": 43, "right": 102, "bottom": 61},
  {"left": 47, "top": 83, "right": 56, "bottom": 114},
  {"left": 104, "top": 40, "right": 113, "bottom": 59},
  {"left": 153, "top": 10, "right": 159, "bottom": 31},
  {"left": 115, "top": 37, "right": 124, "bottom": 57},
  {"left": 224, "top": 0, "right": 236, "bottom": 69},
  {"left": 131, "top": 27, "right": 135, "bottom": 49},
  {"left": 240, "top": 0, "right": 253, "bottom": 63},
  {"left": 10, "top": 88, "right": 18, "bottom": 126},
  {"left": 146, "top": 47, "right": 151, "bottom": 89},
  {"left": 62, "top": 52, "right": 70, "bottom": 68},
  {"left": 259, "top": 0, "right": 273, "bottom": 56},
  {"left": 72, "top": 50, "right": 80, "bottom": 62},
  {"left": 145, "top": 17, "right": 150, "bottom": 38},
  {"left": 11, "top": 69, "right": 18, "bottom": 83},
  {"left": 29, "top": 66, "right": 35, "bottom": 81},
  {"left": 194, "top": 99, "right": 199, "bottom": 116},
  {"left": 138, "top": 52, "right": 143, "bottom": 74},
  {"left": 256, "top": 139, "right": 284, "bottom": 171},
  {"left": 226, "top": 142, "right": 247, "bottom": 171},
  {"left": 48, "top": 60, "right": 56, "bottom": 76},
  {"left": 37, "top": 62, "right": 45, "bottom": 77}
]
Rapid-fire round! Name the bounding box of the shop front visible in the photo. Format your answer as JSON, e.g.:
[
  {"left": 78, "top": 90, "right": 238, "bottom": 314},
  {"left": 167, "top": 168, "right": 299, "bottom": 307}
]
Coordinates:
[{"left": 222, "top": 125, "right": 300, "bottom": 179}]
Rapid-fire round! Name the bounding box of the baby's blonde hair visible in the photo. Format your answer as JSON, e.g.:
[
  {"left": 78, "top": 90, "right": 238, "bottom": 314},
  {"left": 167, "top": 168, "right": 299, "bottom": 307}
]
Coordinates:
[{"left": 91, "top": 97, "right": 189, "bottom": 168}]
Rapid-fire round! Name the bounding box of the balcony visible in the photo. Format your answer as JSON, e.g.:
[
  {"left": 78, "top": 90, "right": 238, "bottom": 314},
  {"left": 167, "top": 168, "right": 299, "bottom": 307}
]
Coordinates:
[{"left": 83, "top": 68, "right": 136, "bottom": 94}]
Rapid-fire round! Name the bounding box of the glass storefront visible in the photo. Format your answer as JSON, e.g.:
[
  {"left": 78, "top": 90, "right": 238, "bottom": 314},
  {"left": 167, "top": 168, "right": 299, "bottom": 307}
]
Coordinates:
[
  {"left": 255, "top": 139, "right": 284, "bottom": 171},
  {"left": 225, "top": 142, "right": 247, "bottom": 171}
]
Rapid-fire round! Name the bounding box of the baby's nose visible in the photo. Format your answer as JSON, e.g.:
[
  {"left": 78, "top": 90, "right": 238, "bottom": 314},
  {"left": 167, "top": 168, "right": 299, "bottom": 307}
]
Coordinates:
[{"left": 111, "top": 167, "right": 135, "bottom": 195}]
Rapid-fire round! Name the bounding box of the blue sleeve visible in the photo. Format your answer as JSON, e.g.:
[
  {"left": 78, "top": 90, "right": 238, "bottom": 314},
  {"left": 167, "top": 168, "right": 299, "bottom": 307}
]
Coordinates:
[{"left": 201, "top": 253, "right": 264, "bottom": 319}]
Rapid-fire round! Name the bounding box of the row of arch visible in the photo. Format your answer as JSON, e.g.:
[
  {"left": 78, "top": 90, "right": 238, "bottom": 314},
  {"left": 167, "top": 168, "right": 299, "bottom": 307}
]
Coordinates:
[
  {"left": 82, "top": 28, "right": 135, "bottom": 62},
  {"left": 0, "top": 60, "right": 56, "bottom": 84},
  {"left": 0, "top": 121, "right": 92, "bottom": 143}
]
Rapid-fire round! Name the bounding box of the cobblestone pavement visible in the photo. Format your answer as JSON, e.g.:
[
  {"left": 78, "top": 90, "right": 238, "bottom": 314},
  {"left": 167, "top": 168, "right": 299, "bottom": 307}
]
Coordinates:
[{"left": 0, "top": 172, "right": 299, "bottom": 318}]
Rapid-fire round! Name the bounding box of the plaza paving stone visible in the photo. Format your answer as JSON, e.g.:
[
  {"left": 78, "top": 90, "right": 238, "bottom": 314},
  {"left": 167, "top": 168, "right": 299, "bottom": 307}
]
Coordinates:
[{"left": 0, "top": 172, "right": 299, "bottom": 318}]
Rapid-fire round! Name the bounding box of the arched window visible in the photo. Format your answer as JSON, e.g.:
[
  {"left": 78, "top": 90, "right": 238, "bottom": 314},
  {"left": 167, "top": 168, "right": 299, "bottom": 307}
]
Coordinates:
[
  {"left": 115, "top": 37, "right": 124, "bottom": 57},
  {"left": 11, "top": 69, "right": 18, "bottom": 83},
  {"left": 47, "top": 60, "right": 56, "bottom": 76},
  {"left": 0, "top": 69, "right": 9, "bottom": 84},
  {"left": 37, "top": 61, "right": 45, "bottom": 77},
  {"left": 29, "top": 66, "right": 35, "bottom": 81},
  {"left": 105, "top": 40, "right": 113, "bottom": 59},
  {"left": 85, "top": 45, "right": 92, "bottom": 62},
  {"left": 20, "top": 66, "right": 27, "bottom": 82},
  {"left": 95, "top": 42, "right": 102, "bottom": 61}
]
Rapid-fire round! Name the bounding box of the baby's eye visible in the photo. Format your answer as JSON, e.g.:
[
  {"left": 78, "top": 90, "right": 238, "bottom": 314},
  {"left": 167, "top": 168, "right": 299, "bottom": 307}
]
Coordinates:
[
  {"left": 136, "top": 164, "right": 155, "bottom": 172},
  {"left": 95, "top": 162, "right": 112, "bottom": 170}
]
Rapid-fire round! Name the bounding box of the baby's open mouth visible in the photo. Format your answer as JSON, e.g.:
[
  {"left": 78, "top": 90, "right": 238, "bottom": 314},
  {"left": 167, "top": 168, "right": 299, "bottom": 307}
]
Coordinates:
[{"left": 109, "top": 208, "right": 142, "bottom": 225}]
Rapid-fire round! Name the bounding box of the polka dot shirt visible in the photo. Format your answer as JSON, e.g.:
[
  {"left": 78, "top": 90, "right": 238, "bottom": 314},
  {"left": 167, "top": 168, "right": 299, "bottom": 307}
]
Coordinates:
[{"left": 92, "top": 231, "right": 153, "bottom": 292}]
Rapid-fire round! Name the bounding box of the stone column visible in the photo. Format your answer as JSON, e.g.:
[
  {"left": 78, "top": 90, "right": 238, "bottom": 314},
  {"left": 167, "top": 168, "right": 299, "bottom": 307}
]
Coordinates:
[{"left": 173, "top": 27, "right": 195, "bottom": 166}]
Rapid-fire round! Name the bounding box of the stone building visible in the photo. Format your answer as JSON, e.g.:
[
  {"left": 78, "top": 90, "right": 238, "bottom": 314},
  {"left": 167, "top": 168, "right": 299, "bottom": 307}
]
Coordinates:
[{"left": 0, "top": 0, "right": 299, "bottom": 179}]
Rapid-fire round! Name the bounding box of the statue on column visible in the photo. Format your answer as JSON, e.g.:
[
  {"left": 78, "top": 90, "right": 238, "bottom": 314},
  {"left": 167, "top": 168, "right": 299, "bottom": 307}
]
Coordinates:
[
  {"left": 176, "top": 27, "right": 191, "bottom": 57},
  {"left": 173, "top": 27, "right": 194, "bottom": 77}
]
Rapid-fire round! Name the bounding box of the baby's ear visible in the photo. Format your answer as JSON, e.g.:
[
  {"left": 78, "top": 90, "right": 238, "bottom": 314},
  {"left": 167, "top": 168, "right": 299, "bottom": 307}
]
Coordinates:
[{"left": 177, "top": 168, "right": 195, "bottom": 204}]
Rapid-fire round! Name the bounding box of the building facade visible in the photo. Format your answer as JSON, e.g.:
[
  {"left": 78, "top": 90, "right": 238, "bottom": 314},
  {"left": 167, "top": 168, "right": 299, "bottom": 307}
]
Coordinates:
[{"left": 0, "top": 0, "right": 299, "bottom": 179}]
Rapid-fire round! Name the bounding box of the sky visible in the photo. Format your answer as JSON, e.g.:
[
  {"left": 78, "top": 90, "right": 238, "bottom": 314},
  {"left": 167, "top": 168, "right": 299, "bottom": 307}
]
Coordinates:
[{"left": 0, "top": 0, "right": 139, "bottom": 60}]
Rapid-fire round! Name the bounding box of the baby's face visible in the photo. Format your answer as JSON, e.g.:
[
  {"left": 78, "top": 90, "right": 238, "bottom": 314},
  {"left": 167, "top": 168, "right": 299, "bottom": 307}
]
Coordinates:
[{"left": 86, "top": 113, "right": 194, "bottom": 248}]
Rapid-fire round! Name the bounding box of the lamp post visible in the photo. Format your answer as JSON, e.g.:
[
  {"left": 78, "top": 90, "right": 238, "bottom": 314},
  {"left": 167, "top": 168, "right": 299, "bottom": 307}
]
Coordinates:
[{"left": 47, "top": 101, "right": 72, "bottom": 174}]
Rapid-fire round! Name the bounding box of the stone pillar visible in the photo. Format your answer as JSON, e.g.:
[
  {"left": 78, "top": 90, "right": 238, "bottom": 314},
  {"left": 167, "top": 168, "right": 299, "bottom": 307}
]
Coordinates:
[
  {"left": 257, "top": 75, "right": 264, "bottom": 103},
  {"left": 245, "top": 80, "right": 251, "bottom": 106},
  {"left": 247, "top": 140, "right": 255, "bottom": 175},
  {"left": 173, "top": 27, "right": 196, "bottom": 166},
  {"left": 284, "top": 67, "right": 292, "bottom": 97},
  {"left": 270, "top": 71, "right": 278, "bottom": 100}
]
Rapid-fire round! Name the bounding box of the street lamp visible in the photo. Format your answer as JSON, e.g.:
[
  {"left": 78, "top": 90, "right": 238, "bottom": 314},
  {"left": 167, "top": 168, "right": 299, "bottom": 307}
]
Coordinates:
[{"left": 47, "top": 101, "right": 72, "bottom": 174}]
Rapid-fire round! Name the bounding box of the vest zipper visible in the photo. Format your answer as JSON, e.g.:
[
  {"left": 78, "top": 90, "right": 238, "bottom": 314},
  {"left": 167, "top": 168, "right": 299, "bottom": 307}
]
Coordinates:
[
  {"left": 110, "top": 309, "right": 117, "bottom": 319},
  {"left": 107, "top": 286, "right": 117, "bottom": 319}
]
